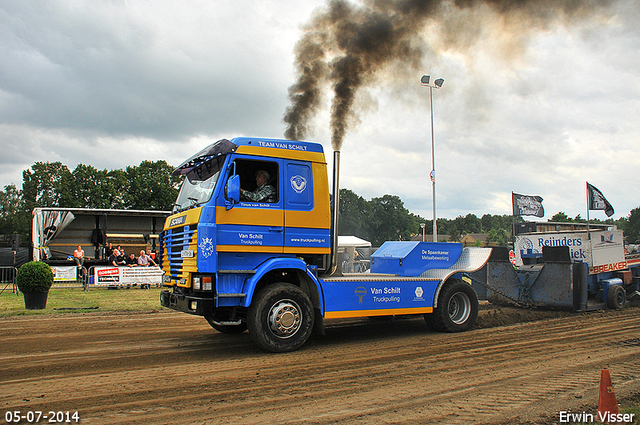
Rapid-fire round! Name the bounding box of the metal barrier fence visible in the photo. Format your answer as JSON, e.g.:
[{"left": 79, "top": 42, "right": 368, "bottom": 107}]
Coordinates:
[
  {"left": 0, "top": 266, "right": 18, "bottom": 294},
  {"left": 0, "top": 265, "right": 87, "bottom": 293},
  {"left": 0, "top": 265, "right": 162, "bottom": 294}
]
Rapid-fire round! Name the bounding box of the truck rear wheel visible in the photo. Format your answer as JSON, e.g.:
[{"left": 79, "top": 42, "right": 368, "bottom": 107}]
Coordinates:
[
  {"left": 607, "top": 285, "right": 626, "bottom": 310},
  {"left": 247, "top": 283, "right": 314, "bottom": 352},
  {"left": 425, "top": 279, "right": 478, "bottom": 332}
]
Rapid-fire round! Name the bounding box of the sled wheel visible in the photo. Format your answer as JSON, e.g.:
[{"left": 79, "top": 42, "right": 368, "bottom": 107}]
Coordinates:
[
  {"left": 607, "top": 285, "right": 626, "bottom": 310},
  {"left": 248, "top": 283, "right": 314, "bottom": 352},
  {"left": 425, "top": 279, "right": 478, "bottom": 332}
]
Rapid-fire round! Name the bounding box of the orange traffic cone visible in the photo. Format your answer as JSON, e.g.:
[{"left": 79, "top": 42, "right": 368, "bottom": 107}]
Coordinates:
[{"left": 598, "top": 368, "right": 619, "bottom": 424}]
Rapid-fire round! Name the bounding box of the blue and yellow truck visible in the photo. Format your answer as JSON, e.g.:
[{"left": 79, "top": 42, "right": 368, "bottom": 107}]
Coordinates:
[{"left": 160, "top": 137, "right": 492, "bottom": 352}]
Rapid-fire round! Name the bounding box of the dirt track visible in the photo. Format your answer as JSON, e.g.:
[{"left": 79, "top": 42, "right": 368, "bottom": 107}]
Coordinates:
[{"left": 1, "top": 306, "right": 639, "bottom": 425}]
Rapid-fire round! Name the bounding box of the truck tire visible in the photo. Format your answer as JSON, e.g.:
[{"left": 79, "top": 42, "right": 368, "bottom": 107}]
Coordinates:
[
  {"left": 204, "top": 315, "right": 248, "bottom": 334},
  {"left": 425, "top": 279, "right": 478, "bottom": 333},
  {"left": 247, "top": 283, "right": 314, "bottom": 352},
  {"left": 607, "top": 285, "right": 626, "bottom": 310}
]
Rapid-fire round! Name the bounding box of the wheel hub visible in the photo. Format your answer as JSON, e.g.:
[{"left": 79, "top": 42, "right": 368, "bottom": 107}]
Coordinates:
[
  {"left": 448, "top": 292, "right": 471, "bottom": 325},
  {"left": 268, "top": 300, "right": 301, "bottom": 338}
]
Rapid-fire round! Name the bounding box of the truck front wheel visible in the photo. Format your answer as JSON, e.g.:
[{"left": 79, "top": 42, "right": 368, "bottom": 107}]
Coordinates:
[
  {"left": 247, "top": 283, "right": 314, "bottom": 352},
  {"left": 425, "top": 279, "right": 478, "bottom": 332}
]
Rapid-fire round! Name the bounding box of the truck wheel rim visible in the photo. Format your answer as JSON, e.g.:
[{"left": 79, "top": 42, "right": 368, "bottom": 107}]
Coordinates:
[
  {"left": 448, "top": 292, "right": 471, "bottom": 325},
  {"left": 268, "top": 300, "right": 302, "bottom": 338}
]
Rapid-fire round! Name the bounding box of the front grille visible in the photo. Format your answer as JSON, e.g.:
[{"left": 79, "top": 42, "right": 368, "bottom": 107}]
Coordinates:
[{"left": 161, "top": 224, "right": 197, "bottom": 280}]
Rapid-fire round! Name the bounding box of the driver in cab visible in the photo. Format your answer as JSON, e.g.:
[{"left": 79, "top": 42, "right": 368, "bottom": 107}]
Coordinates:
[{"left": 240, "top": 170, "right": 276, "bottom": 203}]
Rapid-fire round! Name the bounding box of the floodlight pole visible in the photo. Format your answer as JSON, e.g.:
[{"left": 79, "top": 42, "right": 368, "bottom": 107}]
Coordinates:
[{"left": 421, "top": 75, "right": 444, "bottom": 243}]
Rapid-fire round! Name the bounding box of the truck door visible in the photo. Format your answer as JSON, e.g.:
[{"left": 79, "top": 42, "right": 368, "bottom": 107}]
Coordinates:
[
  {"left": 216, "top": 157, "right": 284, "bottom": 253},
  {"left": 283, "top": 161, "right": 331, "bottom": 254}
]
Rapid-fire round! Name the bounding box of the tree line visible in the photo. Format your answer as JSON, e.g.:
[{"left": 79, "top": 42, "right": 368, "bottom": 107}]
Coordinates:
[
  {"left": 1, "top": 161, "right": 639, "bottom": 247},
  {"left": 339, "top": 189, "right": 516, "bottom": 246},
  {"left": 0, "top": 161, "right": 182, "bottom": 245},
  {"left": 339, "top": 188, "right": 640, "bottom": 246}
]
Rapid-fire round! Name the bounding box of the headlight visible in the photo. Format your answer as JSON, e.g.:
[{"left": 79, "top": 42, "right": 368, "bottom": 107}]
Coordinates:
[{"left": 193, "top": 276, "right": 201, "bottom": 290}]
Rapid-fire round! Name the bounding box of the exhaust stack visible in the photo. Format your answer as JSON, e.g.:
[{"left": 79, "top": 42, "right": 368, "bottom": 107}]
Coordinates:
[{"left": 327, "top": 150, "right": 340, "bottom": 275}]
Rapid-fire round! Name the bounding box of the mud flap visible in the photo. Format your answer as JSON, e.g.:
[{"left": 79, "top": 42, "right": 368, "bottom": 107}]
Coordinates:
[{"left": 313, "top": 309, "right": 325, "bottom": 336}]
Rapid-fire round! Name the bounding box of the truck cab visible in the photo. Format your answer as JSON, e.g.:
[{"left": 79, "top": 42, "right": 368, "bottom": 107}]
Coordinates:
[{"left": 160, "top": 138, "right": 332, "bottom": 336}]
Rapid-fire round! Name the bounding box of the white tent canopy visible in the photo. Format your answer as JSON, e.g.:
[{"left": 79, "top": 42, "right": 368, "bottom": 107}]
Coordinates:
[{"left": 338, "top": 236, "right": 371, "bottom": 248}]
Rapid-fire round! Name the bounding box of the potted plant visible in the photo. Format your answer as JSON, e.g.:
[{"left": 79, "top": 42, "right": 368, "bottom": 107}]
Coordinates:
[{"left": 16, "top": 261, "right": 54, "bottom": 310}]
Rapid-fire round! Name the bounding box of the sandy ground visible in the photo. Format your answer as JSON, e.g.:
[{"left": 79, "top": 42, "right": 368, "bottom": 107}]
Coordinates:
[{"left": 1, "top": 305, "right": 639, "bottom": 425}]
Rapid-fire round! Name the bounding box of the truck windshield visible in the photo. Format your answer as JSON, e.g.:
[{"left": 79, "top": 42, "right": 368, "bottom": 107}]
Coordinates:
[
  {"left": 174, "top": 170, "right": 221, "bottom": 213},
  {"left": 171, "top": 139, "right": 238, "bottom": 213}
]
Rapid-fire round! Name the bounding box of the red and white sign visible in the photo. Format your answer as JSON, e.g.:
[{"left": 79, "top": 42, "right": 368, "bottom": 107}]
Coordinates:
[{"left": 94, "top": 266, "right": 163, "bottom": 286}]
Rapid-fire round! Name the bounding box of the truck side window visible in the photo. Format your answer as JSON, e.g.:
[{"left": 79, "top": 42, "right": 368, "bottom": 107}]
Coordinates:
[{"left": 234, "top": 159, "right": 279, "bottom": 203}]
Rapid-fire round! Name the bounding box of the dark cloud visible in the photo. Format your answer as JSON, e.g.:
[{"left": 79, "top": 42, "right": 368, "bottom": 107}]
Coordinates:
[{"left": 283, "top": 0, "right": 616, "bottom": 150}]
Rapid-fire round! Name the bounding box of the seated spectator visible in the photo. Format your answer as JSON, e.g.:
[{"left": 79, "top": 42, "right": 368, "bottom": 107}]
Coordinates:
[
  {"left": 138, "top": 250, "right": 157, "bottom": 267},
  {"left": 73, "top": 245, "right": 85, "bottom": 269},
  {"left": 126, "top": 253, "right": 138, "bottom": 267}
]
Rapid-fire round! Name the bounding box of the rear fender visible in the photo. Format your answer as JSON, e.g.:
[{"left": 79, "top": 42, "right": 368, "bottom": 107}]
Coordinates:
[
  {"left": 433, "top": 273, "right": 464, "bottom": 307},
  {"left": 427, "top": 247, "right": 492, "bottom": 308}
]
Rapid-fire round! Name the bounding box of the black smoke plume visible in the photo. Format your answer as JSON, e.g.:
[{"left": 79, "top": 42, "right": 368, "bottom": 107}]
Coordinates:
[{"left": 283, "top": 0, "right": 614, "bottom": 150}]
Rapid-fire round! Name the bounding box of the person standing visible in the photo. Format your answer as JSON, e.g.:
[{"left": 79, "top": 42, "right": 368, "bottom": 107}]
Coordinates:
[
  {"left": 109, "top": 249, "right": 126, "bottom": 267},
  {"left": 126, "top": 253, "right": 138, "bottom": 267},
  {"left": 137, "top": 250, "right": 157, "bottom": 267},
  {"left": 103, "top": 242, "right": 113, "bottom": 259}
]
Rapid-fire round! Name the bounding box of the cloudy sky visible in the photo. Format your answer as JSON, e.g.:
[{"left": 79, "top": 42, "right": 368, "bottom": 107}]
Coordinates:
[{"left": 1, "top": 0, "right": 639, "bottom": 223}]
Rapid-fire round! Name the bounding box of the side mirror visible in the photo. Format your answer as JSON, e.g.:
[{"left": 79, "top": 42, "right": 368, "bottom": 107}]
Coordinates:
[{"left": 225, "top": 175, "right": 240, "bottom": 210}]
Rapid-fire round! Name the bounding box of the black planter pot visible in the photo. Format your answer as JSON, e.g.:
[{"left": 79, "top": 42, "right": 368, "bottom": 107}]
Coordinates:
[{"left": 23, "top": 291, "right": 49, "bottom": 310}]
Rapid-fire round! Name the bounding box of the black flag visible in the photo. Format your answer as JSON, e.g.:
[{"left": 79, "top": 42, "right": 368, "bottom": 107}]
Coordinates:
[
  {"left": 512, "top": 192, "right": 544, "bottom": 218},
  {"left": 587, "top": 182, "right": 614, "bottom": 217}
]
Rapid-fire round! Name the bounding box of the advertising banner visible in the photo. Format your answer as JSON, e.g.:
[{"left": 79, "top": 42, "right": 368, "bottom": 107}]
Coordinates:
[
  {"left": 514, "top": 230, "right": 625, "bottom": 274},
  {"left": 50, "top": 266, "right": 77, "bottom": 281},
  {"left": 94, "top": 266, "right": 164, "bottom": 286}
]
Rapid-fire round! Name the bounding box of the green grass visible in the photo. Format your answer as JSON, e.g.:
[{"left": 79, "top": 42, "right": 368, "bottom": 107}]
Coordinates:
[
  {"left": 621, "top": 405, "right": 640, "bottom": 425},
  {"left": 0, "top": 286, "right": 167, "bottom": 316}
]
